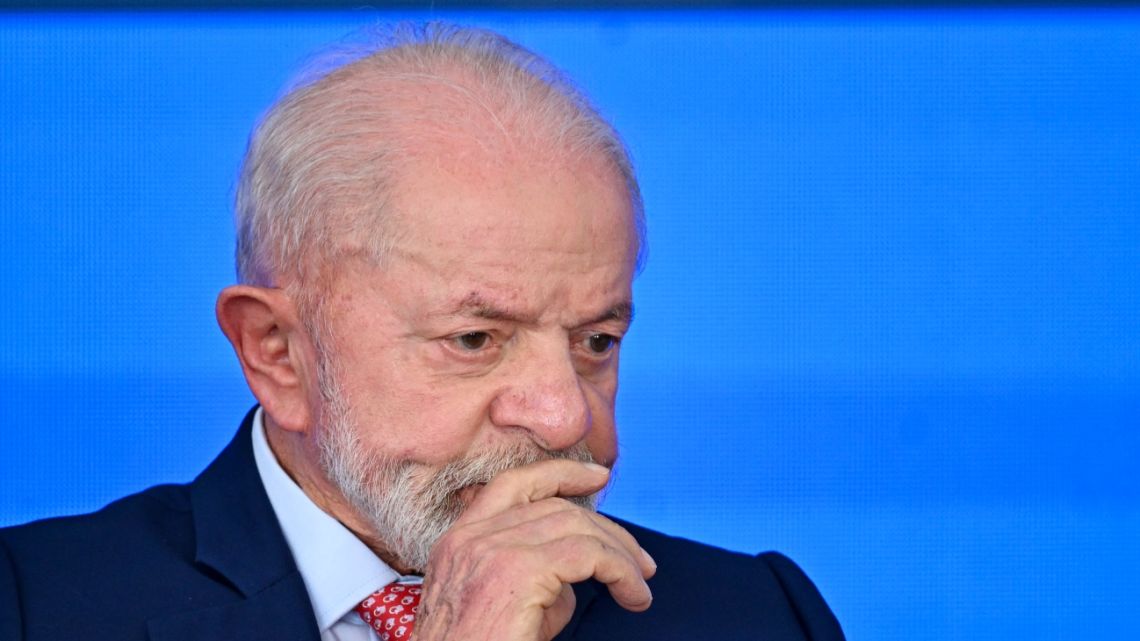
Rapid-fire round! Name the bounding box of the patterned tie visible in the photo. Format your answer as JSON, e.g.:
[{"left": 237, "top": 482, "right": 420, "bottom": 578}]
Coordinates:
[{"left": 354, "top": 583, "right": 423, "bottom": 641}]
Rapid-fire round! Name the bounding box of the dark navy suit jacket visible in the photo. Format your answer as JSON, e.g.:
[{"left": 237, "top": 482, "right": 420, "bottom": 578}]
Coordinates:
[{"left": 0, "top": 410, "right": 844, "bottom": 640}]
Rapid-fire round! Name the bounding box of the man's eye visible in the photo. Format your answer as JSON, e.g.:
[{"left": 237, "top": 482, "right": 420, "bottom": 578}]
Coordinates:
[
  {"left": 585, "top": 333, "right": 617, "bottom": 354},
  {"left": 455, "top": 331, "right": 492, "bottom": 351}
]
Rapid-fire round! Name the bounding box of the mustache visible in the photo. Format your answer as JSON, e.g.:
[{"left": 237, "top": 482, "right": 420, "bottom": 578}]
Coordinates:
[{"left": 421, "top": 441, "right": 600, "bottom": 511}]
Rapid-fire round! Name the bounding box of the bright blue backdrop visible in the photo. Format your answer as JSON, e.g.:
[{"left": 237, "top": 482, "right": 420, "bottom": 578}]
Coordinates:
[{"left": 2, "top": 9, "right": 1138, "bottom": 639}]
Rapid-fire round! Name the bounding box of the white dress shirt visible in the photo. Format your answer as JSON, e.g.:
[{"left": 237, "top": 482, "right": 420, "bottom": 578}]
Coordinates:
[{"left": 251, "top": 408, "right": 421, "bottom": 641}]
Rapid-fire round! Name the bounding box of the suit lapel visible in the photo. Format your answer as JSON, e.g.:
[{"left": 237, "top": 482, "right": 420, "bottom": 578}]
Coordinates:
[
  {"left": 149, "top": 408, "right": 320, "bottom": 641},
  {"left": 188, "top": 408, "right": 298, "bottom": 593},
  {"left": 147, "top": 573, "right": 317, "bottom": 641}
]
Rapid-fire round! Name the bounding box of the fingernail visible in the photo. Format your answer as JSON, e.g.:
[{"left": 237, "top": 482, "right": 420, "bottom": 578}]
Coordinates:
[
  {"left": 584, "top": 462, "right": 609, "bottom": 474},
  {"left": 641, "top": 548, "right": 657, "bottom": 571}
]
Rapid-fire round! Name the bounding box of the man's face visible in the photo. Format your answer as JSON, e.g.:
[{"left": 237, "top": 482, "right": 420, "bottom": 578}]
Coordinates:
[{"left": 309, "top": 145, "right": 638, "bottom": 571}]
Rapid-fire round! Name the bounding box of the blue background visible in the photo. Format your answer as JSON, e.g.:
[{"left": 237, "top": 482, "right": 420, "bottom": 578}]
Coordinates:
[{"left": 2, "top": 9, "right": 1138, "bottom": 639}]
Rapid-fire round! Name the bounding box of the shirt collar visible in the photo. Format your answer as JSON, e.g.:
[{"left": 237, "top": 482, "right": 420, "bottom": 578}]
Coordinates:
[{"left": 250, "top": 407, "right": 400, "bottom": 633}]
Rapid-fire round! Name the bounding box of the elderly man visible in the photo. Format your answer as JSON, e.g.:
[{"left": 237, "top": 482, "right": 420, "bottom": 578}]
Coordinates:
[{"left": 0, "top": 23, "right": 843, "bottom": 641}]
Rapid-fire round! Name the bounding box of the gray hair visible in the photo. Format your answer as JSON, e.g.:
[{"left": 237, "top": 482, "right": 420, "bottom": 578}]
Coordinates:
[{"left": 233, "top": 21, "right": 646, "bottom": 302}]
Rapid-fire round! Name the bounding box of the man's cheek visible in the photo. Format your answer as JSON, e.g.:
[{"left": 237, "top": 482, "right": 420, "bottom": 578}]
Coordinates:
[{"left": 585, "top": 425, "right": 618, "bottom": 468}]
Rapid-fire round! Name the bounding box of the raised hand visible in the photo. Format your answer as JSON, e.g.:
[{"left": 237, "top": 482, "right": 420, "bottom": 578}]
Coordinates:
[{"left": 413, "top": 459, "right": 656, "bottom": 641}]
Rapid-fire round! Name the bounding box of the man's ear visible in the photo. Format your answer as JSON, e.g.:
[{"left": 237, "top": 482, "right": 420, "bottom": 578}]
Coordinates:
[{"left": 216, "top": 285, "right": 317, "bottom": 434}]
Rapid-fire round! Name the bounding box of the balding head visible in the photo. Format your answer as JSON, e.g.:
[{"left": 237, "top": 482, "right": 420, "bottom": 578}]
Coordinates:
[{"left": 234, "top": 22, "right": 645, "bottom": 308}]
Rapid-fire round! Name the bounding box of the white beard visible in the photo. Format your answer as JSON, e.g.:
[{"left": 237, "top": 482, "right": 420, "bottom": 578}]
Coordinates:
[{"left": 315, "top": 370, "right": 599, "bottom": 572}]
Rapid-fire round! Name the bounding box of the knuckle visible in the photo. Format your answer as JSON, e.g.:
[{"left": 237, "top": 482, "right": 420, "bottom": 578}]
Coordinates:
[
  {"left": 458, "top": 532, "right": 493, "bottom": 560},
  {"left": 568, "top": 532, "right": 613, "bottom": 555}
]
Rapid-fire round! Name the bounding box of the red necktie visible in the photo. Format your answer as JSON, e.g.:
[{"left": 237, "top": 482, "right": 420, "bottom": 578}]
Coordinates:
[{"left": 354, "top": 583, "right": 423, "bottom": 641}]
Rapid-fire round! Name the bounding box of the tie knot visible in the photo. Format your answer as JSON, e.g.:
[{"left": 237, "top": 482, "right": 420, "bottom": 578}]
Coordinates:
[{"left": 354, "top": 583, "right": 423, "bottom": 641}]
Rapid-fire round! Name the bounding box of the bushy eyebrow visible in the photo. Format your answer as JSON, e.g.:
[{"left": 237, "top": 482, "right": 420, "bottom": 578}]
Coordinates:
[
  {"left": 449, "top": 293, "right": 531, "bottom": 322},
  {"left": 447, "top": 293, "right": 633, "bottom": 327},
  {"left": 586, "top": 301, "right": 634, "bottom": 327}
]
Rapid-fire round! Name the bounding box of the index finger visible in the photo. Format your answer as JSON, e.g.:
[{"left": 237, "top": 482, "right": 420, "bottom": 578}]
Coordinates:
[{"left": 459, "top": 459, "right": 610, "bottom": 522}]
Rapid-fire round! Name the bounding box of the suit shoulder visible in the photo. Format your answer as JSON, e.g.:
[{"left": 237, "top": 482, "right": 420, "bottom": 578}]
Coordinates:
[
  {"left": 756, "top": 551, "right": 846, "bottom": 641},
  {"left": 0, "top": 482, "right": 222, "bottom": 639},
  {"left": 598, "top": 516, "right": 845, "bottom": 641},
  {"left": 1, "top": 482, "right": 192, "bottom": 549},
  {"left": 0, "top": 482, "right": 197, "bottom": 591}
]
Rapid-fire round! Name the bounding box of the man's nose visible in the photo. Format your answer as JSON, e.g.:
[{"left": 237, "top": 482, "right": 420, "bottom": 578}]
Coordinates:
[{"left": 488, "top": 339, "right": 591, "bottom": 451}]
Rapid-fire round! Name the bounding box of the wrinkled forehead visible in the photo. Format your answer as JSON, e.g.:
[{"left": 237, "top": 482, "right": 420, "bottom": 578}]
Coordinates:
[{"left": 306, "top": 140, "right": 638, "bottom": 341}]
